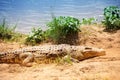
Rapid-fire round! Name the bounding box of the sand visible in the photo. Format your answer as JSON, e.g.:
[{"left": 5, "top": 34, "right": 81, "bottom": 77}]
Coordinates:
[{"left": 0, "top": 25, "right": 120, "bottom": 80}]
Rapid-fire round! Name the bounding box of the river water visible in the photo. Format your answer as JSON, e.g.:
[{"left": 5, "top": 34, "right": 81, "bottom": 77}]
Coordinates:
[{"left": 0, "top": 0, "right": 120, "bottom": 33}]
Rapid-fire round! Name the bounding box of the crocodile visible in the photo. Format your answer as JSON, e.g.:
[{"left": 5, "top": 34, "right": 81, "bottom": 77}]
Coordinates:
[{"left": 0, "top": 44, "right": 105, "bottom": 66}]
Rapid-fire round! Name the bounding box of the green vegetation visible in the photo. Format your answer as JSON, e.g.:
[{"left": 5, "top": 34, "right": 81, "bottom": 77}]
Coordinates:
[
  {"left": 0, "top": 19, "right": 16, "bottom": 40},
  {"left": 55, "top": 55, "right": 73, "bottom": 65},
  {"left": 103, "top": 6, "right": 120, "bottom": 30},
  {"left": 81, "top": 17, "right": 96, "bottom": 25},
  {"left": 0, "top": 19, "right": 27, "bottom": 43},
  {"left": 46, "top": 16, "right": 80, "bottom": 43},
  {"left": 1, "top": 6, "right": 120, "bottom": 45},
  {"left": 25, "top": 28, "right": 45, "bottom": 45},
  {"left": 25, "top": 16, "right": 81, "bottom": 44}
]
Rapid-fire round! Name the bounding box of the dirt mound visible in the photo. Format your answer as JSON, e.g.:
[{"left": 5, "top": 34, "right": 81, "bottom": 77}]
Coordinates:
[{"left": 80, "top": 25, "right": 120, "bottom": 49}]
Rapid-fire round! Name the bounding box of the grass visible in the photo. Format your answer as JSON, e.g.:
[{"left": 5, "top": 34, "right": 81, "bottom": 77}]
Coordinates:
[
  {"left": 0, "top": 19, "right": 16, "bottom": 40},
  {"left": 0, "top": 19, "right": 27, "bottom": 43},
  {"left": 81, "top": 17, "right": 97, "bottom": 25},
  {"left": 55, "top": 54, "right": 73, "bottom": 65}
]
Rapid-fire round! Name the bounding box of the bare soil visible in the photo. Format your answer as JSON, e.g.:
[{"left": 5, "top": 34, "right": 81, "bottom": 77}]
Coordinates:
[{"left": 0, "top": 25, "right": 120, "bottom": 80}]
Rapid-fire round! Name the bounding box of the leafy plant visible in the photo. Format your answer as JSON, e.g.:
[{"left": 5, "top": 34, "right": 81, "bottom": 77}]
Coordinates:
[
  {"left": 0, "top": 19, "right": 16, "bottom": 40},
  {"left": 81, "top": 18, "right": 96, "bottom": 25},
  {"left": 47, "top": 16, "right": 80, "bottom": 43},
  {"left": 25, "top": 27, "right": 45, "bottom": 45},
  {"left": 102, "top": 6, "right": 120, "bottom": 30}
]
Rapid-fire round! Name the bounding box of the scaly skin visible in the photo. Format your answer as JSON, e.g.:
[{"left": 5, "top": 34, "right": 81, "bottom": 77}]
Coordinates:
[{"left": 0, "top": 44, "right": 105, "bottom": 66}]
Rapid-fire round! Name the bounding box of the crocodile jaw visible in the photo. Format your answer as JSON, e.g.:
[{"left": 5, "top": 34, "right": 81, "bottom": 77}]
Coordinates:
[{"left": 79, "top": 47, "right": 106, "bottom": 60}]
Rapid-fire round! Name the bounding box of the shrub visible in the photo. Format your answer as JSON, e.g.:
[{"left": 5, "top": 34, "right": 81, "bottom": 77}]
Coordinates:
[
  {"left": 0, "top": 19, "right": 16, "bottom": 40},
  {"left": 47, "top": 16, "right": 80, "bottom": 43},
  {"left": 25, "top": 28, "right": 45, "bottom": 45},
  {"left": 81, "top": 18, "right": 96, "bottom": 25},
  {"left": 103, "top": 6, "right": 120, "bottom": 30}
]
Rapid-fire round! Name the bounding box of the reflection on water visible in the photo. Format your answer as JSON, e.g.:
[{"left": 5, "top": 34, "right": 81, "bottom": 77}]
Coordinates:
[{"left": 0, "top": 0, "right": 120, "bottom": 33}]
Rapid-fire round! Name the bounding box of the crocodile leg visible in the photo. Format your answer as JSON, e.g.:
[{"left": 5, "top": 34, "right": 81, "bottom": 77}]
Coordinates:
[
  {"left": 19, "top": 52, "right": 34, "bottom": 67},
  {"left": 62, "top": 55, "right": 79, "bottom": 63}
]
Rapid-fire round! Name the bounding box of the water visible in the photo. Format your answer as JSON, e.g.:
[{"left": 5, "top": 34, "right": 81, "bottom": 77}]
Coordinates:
[{"left": 0, "top": 0, "right": 120, "bottom": 33}]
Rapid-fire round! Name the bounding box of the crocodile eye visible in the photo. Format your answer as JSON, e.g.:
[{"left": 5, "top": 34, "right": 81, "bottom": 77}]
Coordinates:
[
  {"left": 85, "top": 47, "right": 92, "bottom": 50},
  {"left": 45, "top": 53, "right": 48, "bottom": 56},
  {"left": 5, "top": 53, "right": 7, "bottom": 55},
  {"left": 73, "top": 49, "right": 76, "bottom": 51}
]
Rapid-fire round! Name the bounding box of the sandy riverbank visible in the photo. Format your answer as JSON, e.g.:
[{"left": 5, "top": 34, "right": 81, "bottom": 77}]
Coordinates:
[{"left": 0, "top": 25, "right": 120, "bottom": 80}]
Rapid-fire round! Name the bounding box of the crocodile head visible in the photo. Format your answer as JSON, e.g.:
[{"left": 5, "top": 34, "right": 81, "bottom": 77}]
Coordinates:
[{"left": 79, "top": 46, "right": 106, "bottom": 60}]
